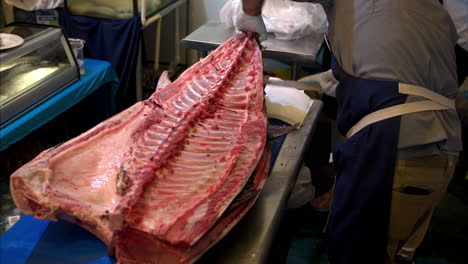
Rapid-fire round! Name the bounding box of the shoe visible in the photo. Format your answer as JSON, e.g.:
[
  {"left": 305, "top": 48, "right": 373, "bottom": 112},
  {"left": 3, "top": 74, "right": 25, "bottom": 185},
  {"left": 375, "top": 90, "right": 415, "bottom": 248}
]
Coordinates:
[{"left": 395, "top": 249, "right": 415, "bottom": 264}]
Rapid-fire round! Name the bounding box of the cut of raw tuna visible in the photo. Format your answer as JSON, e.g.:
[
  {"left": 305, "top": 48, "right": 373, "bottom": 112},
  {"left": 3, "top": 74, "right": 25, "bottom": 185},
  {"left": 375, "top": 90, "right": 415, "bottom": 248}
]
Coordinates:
[
  {"left": 10, "top": 35, "right": 267, "bottom": 263},
  {"left": 116, "top": 145, "right": 271, "bottom": 264}
]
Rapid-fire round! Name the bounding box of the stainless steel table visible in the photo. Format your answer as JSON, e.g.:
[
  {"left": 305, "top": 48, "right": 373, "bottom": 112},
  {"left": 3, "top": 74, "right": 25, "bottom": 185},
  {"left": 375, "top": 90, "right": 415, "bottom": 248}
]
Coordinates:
[
  {"left": 181, "top": 22, "right": 324, "bottom": 80},
  {"left": 199, "top": 98, "right": 323, "bottom": 264}
]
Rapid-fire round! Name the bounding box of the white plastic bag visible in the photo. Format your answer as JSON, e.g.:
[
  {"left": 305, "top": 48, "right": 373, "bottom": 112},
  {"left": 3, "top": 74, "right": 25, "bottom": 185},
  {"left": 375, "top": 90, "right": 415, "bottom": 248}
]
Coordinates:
[
  {"left": 5, "top": 0, "right": 63, "bottom": 11},
  {"left": 219, "top": 0, "right": 242, "bottom": 27},
  {"left": 263, "top": 0, "right": 328, "bottom": 40},
  {"left": 219, "top": 0, "right": 328, "bottom": 40}
]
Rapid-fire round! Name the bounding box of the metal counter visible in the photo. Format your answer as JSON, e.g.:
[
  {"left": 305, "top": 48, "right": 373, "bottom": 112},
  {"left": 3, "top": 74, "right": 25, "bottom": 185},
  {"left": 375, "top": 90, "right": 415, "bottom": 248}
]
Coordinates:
[
  {"left": 181, "top": 22, "right": 324, "bottom": 80},
  {"left": 199, "top": 98, "right": 323, "bottom": 264}
]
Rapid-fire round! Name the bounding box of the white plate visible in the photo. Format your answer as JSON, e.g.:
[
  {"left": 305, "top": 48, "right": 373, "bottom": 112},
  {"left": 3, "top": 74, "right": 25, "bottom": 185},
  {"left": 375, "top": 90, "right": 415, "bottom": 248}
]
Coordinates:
[{"left": 0, "top": 33, "right": 25, "bottom": 50}]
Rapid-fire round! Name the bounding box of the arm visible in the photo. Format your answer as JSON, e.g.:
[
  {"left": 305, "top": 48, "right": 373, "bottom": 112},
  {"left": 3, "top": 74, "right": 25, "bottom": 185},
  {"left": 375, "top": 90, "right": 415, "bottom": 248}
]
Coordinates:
[
  {"left": 234, "top": 0, "right": 268, "bottom": 42},
  {"left": 242, "top": 0, "right": 264, "bottom": 16}
]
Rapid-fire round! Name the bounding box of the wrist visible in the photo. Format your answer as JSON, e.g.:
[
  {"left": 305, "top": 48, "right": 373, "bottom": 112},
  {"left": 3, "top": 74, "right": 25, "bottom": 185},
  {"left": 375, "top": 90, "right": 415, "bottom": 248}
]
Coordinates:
[{"left": 243, "top": 7, "right": 261, "bottom": 16}]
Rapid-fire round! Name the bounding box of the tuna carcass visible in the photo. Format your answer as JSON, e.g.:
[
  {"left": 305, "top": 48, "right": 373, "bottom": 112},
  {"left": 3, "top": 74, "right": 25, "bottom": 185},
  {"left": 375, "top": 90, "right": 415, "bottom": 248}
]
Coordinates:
[{"left": 10, "top": 36, "right": 269, "bottom": 263}]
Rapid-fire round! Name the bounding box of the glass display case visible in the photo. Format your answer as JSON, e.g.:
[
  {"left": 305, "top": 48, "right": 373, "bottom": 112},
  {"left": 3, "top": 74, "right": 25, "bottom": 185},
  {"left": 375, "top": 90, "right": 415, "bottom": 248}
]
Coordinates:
[
  {"left": 65, "top": 0, "right": 178, "bottom": 20},
  {"left": 0, "top": 23, "right": 80, "bottom": 125}
]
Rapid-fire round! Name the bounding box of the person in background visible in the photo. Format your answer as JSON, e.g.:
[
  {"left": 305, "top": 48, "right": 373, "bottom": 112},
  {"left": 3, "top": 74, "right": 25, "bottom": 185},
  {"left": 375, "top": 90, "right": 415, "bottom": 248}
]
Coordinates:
[
  {"left": 234, "top": 0, "right": 462, "bottom": 263},
  {"left": 445, "top": 0, "right": 468, "bottom": 184},
  {"left": 0, "top": 1, "right": 6, "bottom": 28},
  {"left": 444, "top": 0, "right": 468, "bottom": 87}
]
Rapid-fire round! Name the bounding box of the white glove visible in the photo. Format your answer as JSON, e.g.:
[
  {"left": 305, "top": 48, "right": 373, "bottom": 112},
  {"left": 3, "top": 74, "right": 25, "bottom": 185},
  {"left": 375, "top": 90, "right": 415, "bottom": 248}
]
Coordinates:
[
  {"left": 299, "top": 70, "right": 339, "bottom": 97},
  {"left": 320, "top": 70, "right": 339, "bottom": 97},
  {"left": 234, "top": 10, "right": 268, "bottom": 42}
]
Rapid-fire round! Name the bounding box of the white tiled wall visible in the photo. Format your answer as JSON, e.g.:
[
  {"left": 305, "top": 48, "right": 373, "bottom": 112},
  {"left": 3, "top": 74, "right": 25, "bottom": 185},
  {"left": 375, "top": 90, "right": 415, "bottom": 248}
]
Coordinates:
[
  {"left": 146, "top": 0, "right": 228, "bottom": 66},
  {"left": 188, "top": 0, "right": 227, "bottom": 31},
  {"left": 186, "top": 0, "right": 227, "bottom": 65}
]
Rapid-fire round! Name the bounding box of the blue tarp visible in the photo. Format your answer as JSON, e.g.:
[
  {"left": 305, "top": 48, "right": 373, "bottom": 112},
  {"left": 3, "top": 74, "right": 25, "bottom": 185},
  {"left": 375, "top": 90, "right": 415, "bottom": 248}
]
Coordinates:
[{"left": 0, "top": 59, "right": 119, "bottom": 152}]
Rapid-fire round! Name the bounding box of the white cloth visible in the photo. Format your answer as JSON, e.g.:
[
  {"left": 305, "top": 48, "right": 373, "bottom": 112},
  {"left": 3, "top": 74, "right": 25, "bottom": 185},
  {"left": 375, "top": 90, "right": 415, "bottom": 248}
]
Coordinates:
[
  {"left": 444, "top": 0, "right": 468, "bottom": 51},
  {"left": 234, "top": 10, "right": 268, "bottom": 42},
  {"left": 5, "top": 0, "right": 63, "bottom": 11}
]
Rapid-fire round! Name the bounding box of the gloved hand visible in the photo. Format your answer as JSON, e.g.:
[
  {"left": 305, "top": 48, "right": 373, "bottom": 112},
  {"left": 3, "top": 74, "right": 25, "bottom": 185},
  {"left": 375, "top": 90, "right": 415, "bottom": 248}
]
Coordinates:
[
  {"left": 234, "top": 10, "right": 268, "bottom": 42},
  {"left": 299, "top": 70, "right": 339, "bottom": 97}
]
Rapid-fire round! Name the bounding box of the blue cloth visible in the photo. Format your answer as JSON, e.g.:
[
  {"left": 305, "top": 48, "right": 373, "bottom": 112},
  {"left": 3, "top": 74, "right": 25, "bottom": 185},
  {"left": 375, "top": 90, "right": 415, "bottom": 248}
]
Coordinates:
[
  {"left": 0, "top": 123, "right": 285, "bottom": 264},
  {"left": 58, "top": 9, "right": 141, "bottom": 106},
  {"left": 0, "top": 216, "right": 114, "bottom": 264},
  {"left": 0, "top": 216, "right": 50, "bottom": 264},
  {"left": 0, "top": 59, "right": 119, "bottom": 152},
  {"left": 327, "top": 58, "right": 407, "bottom": 263},
  {"left": 26, "top": 219, "right": 111, "bottom": 264},
  {"left": 269, "top": 119, "right": 288, "bottom": 170}
]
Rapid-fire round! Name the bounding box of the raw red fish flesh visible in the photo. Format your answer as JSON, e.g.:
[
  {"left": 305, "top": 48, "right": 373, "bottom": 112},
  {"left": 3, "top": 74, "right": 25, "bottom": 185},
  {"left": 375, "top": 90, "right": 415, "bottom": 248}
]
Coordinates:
[{"left": 10, "top": 35, "right": 268, "bottom": 263}]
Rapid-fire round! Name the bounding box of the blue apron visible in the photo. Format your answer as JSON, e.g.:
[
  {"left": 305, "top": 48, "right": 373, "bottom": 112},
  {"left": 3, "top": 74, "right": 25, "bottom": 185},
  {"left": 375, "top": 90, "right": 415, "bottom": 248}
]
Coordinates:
[{"left": 327, "top": 58, "right": 408, "bottom": 263}]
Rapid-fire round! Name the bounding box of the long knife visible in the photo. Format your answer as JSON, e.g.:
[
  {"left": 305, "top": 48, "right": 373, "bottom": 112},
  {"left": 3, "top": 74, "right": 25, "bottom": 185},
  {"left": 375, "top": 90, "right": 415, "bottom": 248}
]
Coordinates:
[{"left": 267, "top": 78, "right": 321, "bottom": 92}]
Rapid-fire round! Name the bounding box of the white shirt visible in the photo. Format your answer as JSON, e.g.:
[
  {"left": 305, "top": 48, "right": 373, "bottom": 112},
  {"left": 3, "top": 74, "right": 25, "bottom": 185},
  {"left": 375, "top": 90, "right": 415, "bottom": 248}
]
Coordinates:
[
  {"left": 326, "top": 0, "right": 462, "bottom": 157},
  {"left": 444, "top": 0, "right": 468, "bottom": 51}
]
